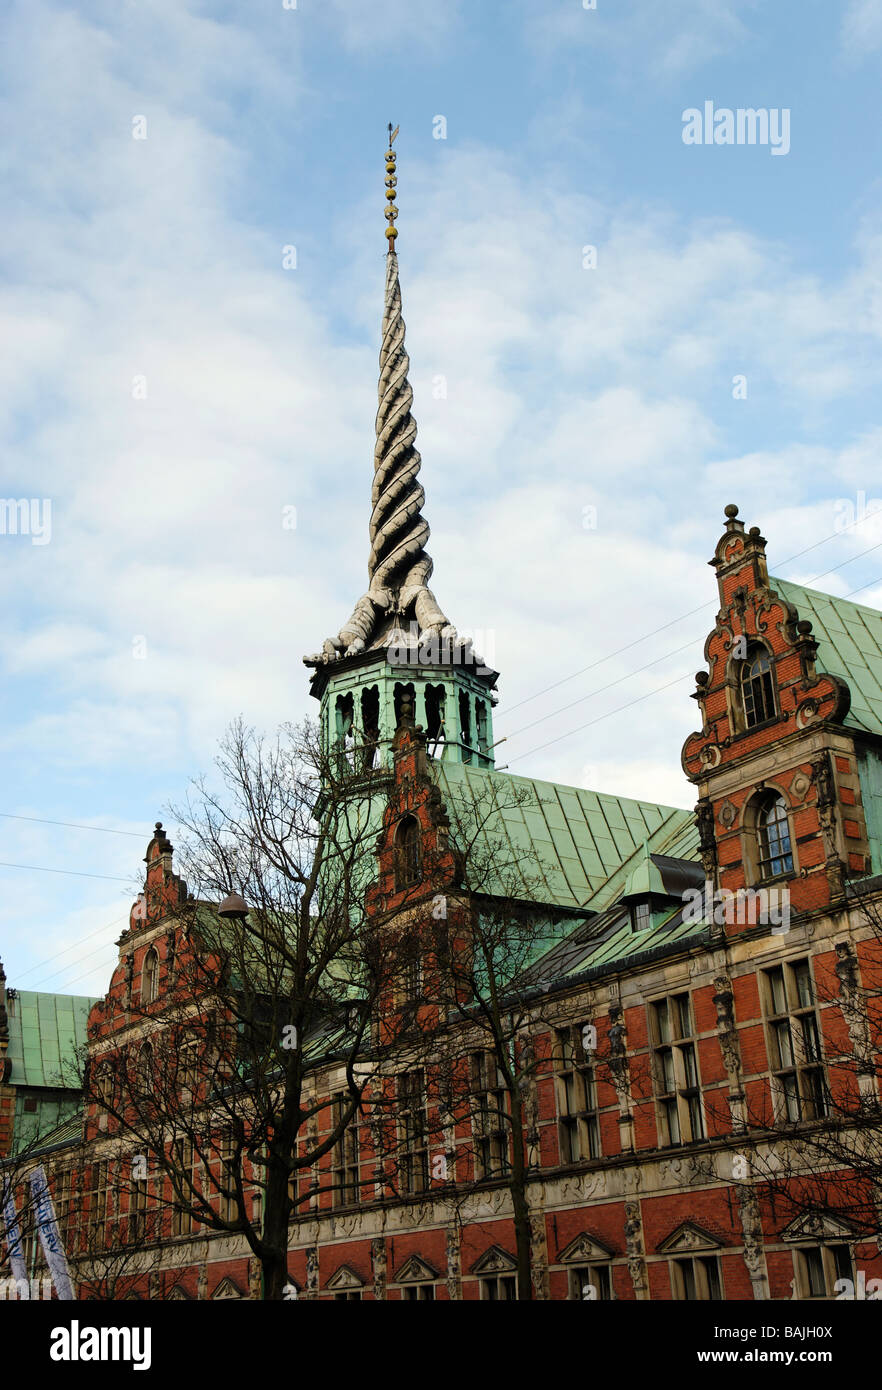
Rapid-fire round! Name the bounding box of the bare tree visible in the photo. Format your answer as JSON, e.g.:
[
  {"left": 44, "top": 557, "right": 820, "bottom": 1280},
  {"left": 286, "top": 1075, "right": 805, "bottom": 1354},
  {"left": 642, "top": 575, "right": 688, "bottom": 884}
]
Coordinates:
[{"left": 82, "top": 717, "right": 420, "bottom": 1300}]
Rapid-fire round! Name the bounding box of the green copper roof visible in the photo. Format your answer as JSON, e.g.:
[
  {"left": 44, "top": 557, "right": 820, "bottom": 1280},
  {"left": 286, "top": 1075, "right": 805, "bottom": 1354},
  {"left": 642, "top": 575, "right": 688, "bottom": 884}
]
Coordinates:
[
  {"left": 434, "top": 762, "right": 699, "bottom": 911},
  {"left": 620, "top": 840, "right": 668, "bottom": 900},
  {"left": 521, "top": 899, "right": 712, "bottom": 990},
  {"left": 772, "top": 577, "right": 882, "bottom": 739},
  {"left": 5, "top": 989, "right": 96, "bottom": 1090}
]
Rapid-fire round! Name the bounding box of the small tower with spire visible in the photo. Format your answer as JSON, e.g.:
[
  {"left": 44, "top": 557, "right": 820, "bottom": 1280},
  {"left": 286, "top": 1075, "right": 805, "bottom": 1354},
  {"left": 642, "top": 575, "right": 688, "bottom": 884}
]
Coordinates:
[{"left": 304, "top": 127, "right": 498, "bottom": 775}]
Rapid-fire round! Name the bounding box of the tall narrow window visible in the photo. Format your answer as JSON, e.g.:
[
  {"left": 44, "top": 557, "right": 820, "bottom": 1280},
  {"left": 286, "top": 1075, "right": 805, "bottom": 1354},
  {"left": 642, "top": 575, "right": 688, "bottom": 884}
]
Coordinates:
[
  {"left": 651, "top": 993, "right": 705, "bottom": 1145},
  {"left": 331, "top": 1095, "right": 361, "bottom": 1208},
  {"left": 740, "top": 645, "right": 777, "bottom": 727},
  {"left": 475, "top": 699, "right": 488, "bottom": 758},
  {"left": 395, "top": 816, "right": 421, "bottom": 891},
  {"left": 555, "top": 1025, "right": 600, "bottom": 1163},
  {"left": 763, "top": 960, "right": 828, "bottom": 1122},
  {"left": 88, "top": 1160, "right": 108, "bottom": 1247},
  {"left": 471, "top": 1050, "right": 510, "bottom": 1178},
  {"left": 360, "top": 686, "right": 380, "bottom": 771},
  {"left": 399, "top": 1070, "right": 429, "bottom": 1195},
  {"left": 757, "top": 794, "right": 794, "bottom": 879},
  {"left": 335, "top": 692, "right": 355, "bottom": 767},
  {"left": 459, "top": 691, "right": 472, "bottom": 764},
  {"left": 425, "top": 684, "right": 446, "bottom": 749},
  {"left": 142, "top": 948, "right": 159, "bottom": 1005},
  {"left": 130, "top": 1157, "right": 149, "bottom": 1242},
  {"left": 171, "top": 1139, "right": 194, "bottom": 1236}
]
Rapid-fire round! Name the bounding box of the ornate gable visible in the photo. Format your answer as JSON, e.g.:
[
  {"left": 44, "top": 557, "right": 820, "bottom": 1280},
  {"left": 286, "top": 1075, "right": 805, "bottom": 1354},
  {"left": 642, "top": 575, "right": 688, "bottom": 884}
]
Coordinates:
[
  {"left": 325, "top": 1263, "right": 365, "bottom": 1292},
  {"left": 680, "top": 504, "right": 870, "bottom": 916},
  {"left": 557, "top": 1231, "right": 615, "bottom": 1263},
  {"left": 210, "top": 1277, "right": 243, "bottom": 1299},
  {"left": 471, "top": 1244, "right": 517, "bottom": 1276},
  {"left": 657, "top": 1221, "right": 725, "bottom": 1255},
  {"left": 394, "top": 1254, "right": 439, "bottom": 1284},
  {"left": 780, "top": 1212, "right": 857, "bottom": 1243}
]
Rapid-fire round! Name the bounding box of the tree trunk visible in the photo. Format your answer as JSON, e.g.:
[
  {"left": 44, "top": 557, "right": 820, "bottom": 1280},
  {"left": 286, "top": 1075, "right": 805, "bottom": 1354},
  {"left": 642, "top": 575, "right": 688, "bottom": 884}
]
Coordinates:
[
  {"left": 260, "top": 1154, "right": 291, "bottom": 1300},
  {"left": 508, "top": 1096, "right": 533, "bottom": 1300}
]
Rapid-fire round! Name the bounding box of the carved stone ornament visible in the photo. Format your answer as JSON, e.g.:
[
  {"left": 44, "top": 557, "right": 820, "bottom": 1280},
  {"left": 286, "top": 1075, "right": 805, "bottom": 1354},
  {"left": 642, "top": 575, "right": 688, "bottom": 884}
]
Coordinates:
[
  {"left": 780, "top": 1211, "right": 856, "bottom": 1243},
  {"left": 795, "top": 699, "right": 819, "bottom": 730},
  {"left": 471, "top": 1244, "right": 518, "bottom": 1276},
  {"left": 790, "top": 772, "right": 810, "bottom": 799},
  {"left": 658, "top": 1221, "right": 723, "bottom": 1255},
  {"left": 558, "top": 1231, "right": 615, "bottom": 1264},
  {"left": 326, "top": 1263, "right": 365, "bottom": 1292},
  {"left": 210, "top": 1277, "right": 243, "bottom": 1299},
  {"left": 718, "top": 799, "right": 737, "bottom": 828},
  {"left": 700, "top": 743, "right": 722, "bottom": 769},
  {"left": 394, "top": 1254, "right": 439, "bottom": 1284}
]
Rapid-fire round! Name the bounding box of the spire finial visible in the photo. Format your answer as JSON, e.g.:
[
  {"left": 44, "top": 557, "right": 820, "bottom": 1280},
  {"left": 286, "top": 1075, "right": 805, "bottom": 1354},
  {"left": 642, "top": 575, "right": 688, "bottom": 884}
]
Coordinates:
[
  {"left": 385, "top": 123, "right": 400, "bottom": 249},
  {"left": 304, "top": 127, "right": 457, "bottom": 668}
]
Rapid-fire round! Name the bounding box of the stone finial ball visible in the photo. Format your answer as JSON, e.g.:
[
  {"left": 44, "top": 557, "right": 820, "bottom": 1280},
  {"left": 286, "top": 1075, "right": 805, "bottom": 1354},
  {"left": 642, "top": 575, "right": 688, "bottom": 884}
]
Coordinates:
[{"left": 724, "top": 504, "right": 739, "bottom": 519}]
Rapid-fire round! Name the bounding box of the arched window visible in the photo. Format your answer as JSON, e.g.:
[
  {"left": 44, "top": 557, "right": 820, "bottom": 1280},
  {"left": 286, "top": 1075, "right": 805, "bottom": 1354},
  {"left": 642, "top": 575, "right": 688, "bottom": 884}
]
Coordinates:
[
  {"left": 740, "top": 645, "right": 777, "bottom": 728},
  {"left": 395, "top": 816, "right": 421, "bottom": 891},
  {"left": 138, "top": 1041, "right": 153, "bottom": 1089},
  {"left": 142, "top": 948, "right": 159, "bottom": 1004},
  {"left": 756, "top": 794, "right": 794, "bottom": 880}
]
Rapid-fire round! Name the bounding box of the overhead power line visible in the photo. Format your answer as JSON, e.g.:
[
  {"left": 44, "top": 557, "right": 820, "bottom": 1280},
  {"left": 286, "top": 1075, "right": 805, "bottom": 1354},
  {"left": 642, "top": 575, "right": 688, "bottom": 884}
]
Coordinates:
[
  {"left": 0, "top": 861, "right": 132, "bottom": 883},
  {"left": 499, "top": 510, "right": 882, "bottom": 723},
  {"left": 0, "top": 813, "right": 145, "bottom": 838}
]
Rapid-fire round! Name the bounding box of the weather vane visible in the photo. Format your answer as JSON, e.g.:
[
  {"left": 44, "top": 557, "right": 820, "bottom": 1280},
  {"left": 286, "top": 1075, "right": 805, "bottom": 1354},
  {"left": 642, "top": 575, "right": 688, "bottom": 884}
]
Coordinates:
[{"left": 385, "top": 123, "right": 400, "bottom": 248}]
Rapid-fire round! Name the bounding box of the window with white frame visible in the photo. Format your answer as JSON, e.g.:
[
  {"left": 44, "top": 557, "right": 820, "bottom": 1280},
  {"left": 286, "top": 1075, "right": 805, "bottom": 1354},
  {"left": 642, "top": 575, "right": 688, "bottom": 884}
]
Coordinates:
[
  {"left": 402, "top": 1281, "right": 436, "bottom": 1300},
  {"left": 569, "top": 1263, "right": 612, "bottom": 1300},
  {"left": 762, "top": 959, "right": 828, "bottom": 1123},
  {"left": 555, "top": 1024, "right": 600, "bottom": 1164},
  {"left": 792, "top": 1242, "right": 852, "bottom": 1299},
  {"left": 670, "top": 1254, "right": 723, "bottom": 1300},
  {"left": 399, "top": 1069, "right": 429, "bottom": 1195},
  {"left": 470, "top": 1050, "right": 510, "bottom": 1179},
  {"left": 740, "top": 645, "right": 777, "bottom": 729},
  {"left": 480, "top": 1273, "right": 517, "bottom": 1300},
  {"left": 650, "top": 992, "right": 705, "bottom": 1145},
  {"left": 331, "top": 1093, "right": 360, "bottom": 1208}
]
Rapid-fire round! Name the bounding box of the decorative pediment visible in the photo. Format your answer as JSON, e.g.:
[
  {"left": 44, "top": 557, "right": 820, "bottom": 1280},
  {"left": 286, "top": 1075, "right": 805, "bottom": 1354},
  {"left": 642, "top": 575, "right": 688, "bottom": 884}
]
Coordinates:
[
  {"left": 211, "top": 1277, "right": 243, "bottom": 1299},
  {"left": 167, "top": 1287, "right": 192, "bottom": 1300},
  {"left": 780, "top": 1212, "right": 857, "bottom": 1244},
  {"left": 325, "top": 1263, "right": 365, "bottom": 1292},
  {"left": 658, "top": 1222, "right": 724, "bottom": 1255},
  {"left": 394, "top": 1254, "right": 439, "bottom": 1284},
  {"left": 471, "top": 1244, "right": 517, "bottom": 1276},
  {"left": 557, "top": 1231, "right": 615, "bottom": 1264}
]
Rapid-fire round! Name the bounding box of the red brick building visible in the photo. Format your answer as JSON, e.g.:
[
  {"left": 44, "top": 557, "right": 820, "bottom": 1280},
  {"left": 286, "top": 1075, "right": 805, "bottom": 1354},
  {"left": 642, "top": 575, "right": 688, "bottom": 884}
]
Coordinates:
[{"left": 5, "top": 142, "right": 882, "bottom": 1303}]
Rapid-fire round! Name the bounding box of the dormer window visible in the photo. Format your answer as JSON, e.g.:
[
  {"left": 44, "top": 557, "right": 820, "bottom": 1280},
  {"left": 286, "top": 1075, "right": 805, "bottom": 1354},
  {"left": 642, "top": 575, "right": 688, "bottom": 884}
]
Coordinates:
[
  {"left": 395, "top": 816, "right": 421, "bottom": 891},
  {"left": 740, "top": 644, "right": 776, "bottom": 728},
  {"left": 631, "top": 901, "right": 651, "bottom": 933},
  {"left": 142, "top": 947, "right": 159, "bottom": 1004}
]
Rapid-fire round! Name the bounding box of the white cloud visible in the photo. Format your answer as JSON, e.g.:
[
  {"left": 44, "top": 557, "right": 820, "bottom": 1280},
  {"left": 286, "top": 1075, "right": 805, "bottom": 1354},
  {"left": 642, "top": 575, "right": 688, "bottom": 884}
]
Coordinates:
[
  {"left": 522, "top": 0, "right": 755, "bottom": 79},
  {"left": 841, "top": 0, "right": 882, "bottom": 61}
]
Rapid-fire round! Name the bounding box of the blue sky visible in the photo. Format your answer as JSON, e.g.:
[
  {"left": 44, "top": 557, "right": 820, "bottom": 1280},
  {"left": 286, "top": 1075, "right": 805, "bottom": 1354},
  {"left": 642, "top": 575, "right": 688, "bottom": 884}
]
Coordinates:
[{"left": 2, "top": 0, "right": 882, "bottom": 996}]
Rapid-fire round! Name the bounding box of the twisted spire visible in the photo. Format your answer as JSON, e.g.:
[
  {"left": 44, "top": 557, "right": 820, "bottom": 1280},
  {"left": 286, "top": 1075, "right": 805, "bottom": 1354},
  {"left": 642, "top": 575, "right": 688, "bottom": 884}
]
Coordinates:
[{"left": 307, "top": 127, "right": 453, "bottom": 664}]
